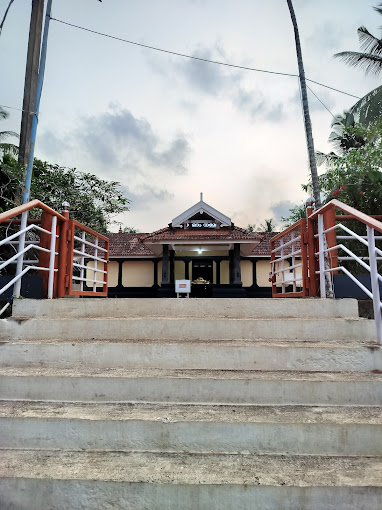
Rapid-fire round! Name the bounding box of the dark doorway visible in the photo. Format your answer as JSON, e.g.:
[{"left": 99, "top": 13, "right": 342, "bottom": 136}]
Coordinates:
[{"left": 192, "top": 259, "right": 213, "bottom": 283}]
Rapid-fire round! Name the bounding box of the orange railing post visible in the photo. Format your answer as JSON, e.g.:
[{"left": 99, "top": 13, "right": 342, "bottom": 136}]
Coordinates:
[{"left": 57, "top": 205, "right": 70, "bottom": 298}]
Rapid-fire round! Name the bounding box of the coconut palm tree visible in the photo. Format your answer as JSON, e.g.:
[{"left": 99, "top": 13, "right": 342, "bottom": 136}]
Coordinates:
[
  {"left": 334, "top": 4, "right": 382, "bottom": 75},
  {"left": 286, "top": 0, "right": 321, "bottom": 209}
]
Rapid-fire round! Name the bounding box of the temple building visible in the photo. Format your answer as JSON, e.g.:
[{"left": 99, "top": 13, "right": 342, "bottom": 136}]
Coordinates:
[{"left": 102, "top": 194, "right": 280, "bottom": 298}]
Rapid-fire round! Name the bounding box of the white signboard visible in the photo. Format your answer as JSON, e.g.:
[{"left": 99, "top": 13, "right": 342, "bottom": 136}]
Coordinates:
[{"left": 175, "top": 280, "right": 191, "bottom": 293}]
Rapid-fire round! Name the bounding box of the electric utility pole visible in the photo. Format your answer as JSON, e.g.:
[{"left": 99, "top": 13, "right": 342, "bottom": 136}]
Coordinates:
[{"left": 18, "top": 0, "right": 44, "bottom": 169}]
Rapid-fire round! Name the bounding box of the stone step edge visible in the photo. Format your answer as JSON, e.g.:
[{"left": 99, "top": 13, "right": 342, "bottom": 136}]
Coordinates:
[
  {"left": 1, "top": 449, "right": 381, "bottom": 486},
  {"left": 1, "top": 367, "right": 381, "bottom": 380},
  {"left": 1, "top": 401, "right": 381, "bottom": 424}
]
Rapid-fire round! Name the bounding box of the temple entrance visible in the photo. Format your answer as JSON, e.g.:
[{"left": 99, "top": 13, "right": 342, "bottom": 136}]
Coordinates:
[{"left": 191, "top": 259, "right": 213, "bottom": 297}]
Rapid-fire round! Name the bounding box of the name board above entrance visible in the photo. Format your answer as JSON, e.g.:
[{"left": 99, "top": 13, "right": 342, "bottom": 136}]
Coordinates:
[{"left": 186, "top": 222, "right": 217, "bottom": 228}]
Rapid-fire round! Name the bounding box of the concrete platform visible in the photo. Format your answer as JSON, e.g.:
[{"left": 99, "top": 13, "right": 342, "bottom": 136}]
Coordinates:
[{"left": 11, "top": 297, "right": 361, "bottom": 319}]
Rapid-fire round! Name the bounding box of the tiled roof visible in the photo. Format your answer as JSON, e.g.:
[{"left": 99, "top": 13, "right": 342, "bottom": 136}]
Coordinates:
[
  {"left": 104, "top": 233, "right": 155, "bottom": 257},
  {"left": 142, "top": 226, "right": 262, "bottom": 242},
  {"left": 249, "top": 232, "right": 279, "bottom": 256},
  {"left": 249, "top": 231, "right": 302, "bottom": 257}
]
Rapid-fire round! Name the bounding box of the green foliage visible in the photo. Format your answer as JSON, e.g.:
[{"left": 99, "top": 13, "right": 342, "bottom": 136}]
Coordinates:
[
  {"left": 260, "top": 218, "right": 276, "bottom": 232},
  {"left": 0, "top": 156, "right": 130, "bottom": 232},
  {"left": 122, "top": 226, "right": 139, "bottom": 233},
  {"left": 0, "top": 153, "right": 23, "bottom": 213},
  {"left": 281, "top": 203, "right": 307, "bottom": 227},
  {"left": 0, "top": 107, "right": 18, "bottom": 157},
  {"left": 318, "top": 121, "right": 382, "bottom": 215}
]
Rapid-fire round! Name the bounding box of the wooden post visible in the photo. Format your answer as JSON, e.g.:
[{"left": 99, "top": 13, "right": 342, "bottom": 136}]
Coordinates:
[
  {"left": 306, "top": 200, "right": 318, "bottom": 296},
  {"left": 57, "top": 207, "right": 69, "bottom": 298}
]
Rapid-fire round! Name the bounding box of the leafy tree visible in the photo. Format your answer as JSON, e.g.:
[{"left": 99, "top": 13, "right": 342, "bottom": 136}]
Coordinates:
[
  {"left": 0, "top": 155, "right": 130, "bottom": 232},
  {"left": 318, "top": 121, "right": 382, "bottom": 215},
  {"left": 260, "top": 219, "right": 276, "bottom": 232},
  {"left": 122, "top": 226, "right": 139, "bottom": 233},
  {"left": 281, "top": 203, "right": 307, "bottom": 227},
  {"left": 334, "top": 3, "right": 382, "bottom": 75},
  {"left": 246, "top": 224, "right": 257, "bottom": 233}
]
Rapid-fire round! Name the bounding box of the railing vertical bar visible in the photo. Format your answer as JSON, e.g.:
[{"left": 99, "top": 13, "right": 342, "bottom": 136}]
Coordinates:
[
  {"left": 47, "top": 215, "right": 57, "bottom": 299},
  {"left": 280, "top": 238, "right": 285, "bottom": 294},
  {"left": 80, "top": 230, "right": 86, "bottom": 292},
  {"left": 367, "top": 225, "right": 382, "bottom": 345},
  {"left": 318, "top": 213, "right": 326, "bottom": 298},
  {"left": 291, "top": 231, "right": 296, "bottom": 293},
  {"left": 13, "top": 211, "right": 28, "bottom": 298},
  {"left": 93, "top": 237, "right": 99, "bottom": 292}
]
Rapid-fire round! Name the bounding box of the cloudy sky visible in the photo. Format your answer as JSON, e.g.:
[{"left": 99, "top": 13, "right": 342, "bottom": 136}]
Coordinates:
[{"left": 1, "top": 0, "right": 381, "bottom": 232}]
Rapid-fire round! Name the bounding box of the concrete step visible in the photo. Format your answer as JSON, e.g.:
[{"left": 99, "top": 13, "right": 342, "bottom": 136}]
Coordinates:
[
  {"left": 1, "top": 401, "right": 381, "bottom": 456},
  {"left": 1, "top": 367, "right": 381, "bottom": 405},
  {"left": 1, "top": 450, "right": 381, "bottom": 510},
  {"left": 11, "top": 297, "right": 360, "bottom": 319},
  {"left": 1, "top": 340, "right": 381, "bottom": 372},
  {"left": 2, "top": 316, "right": 376, "bottom": 342}
]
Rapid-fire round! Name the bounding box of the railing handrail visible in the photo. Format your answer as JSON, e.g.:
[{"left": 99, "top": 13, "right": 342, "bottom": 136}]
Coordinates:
[
  {"left": 270, "top": 218, "right": 305, "bottom": 244},
  {"left": 69, "top": 219, "right": 109, "bottom": 243},
  {"left": 0, "top": 200, "right": 66, "bottom": 223},
  {"left": 309, "top": 199, "right": 382, "bottom": 234}
]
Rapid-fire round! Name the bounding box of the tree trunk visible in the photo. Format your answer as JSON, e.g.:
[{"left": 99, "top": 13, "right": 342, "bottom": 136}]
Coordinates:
[
  {"left": 286, "top": 0, "right": 321, "bottom": 208},
  {"left": 287, "top": 0, "right": 334, "bottom": 297}
]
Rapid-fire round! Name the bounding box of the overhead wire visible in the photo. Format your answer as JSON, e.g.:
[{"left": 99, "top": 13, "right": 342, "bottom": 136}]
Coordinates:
[
  {"left": 306, "top": 85, "right": 336, "bottom": 118},
  {"left": 51, "top": 17, "right": 361, "bottom": 100}
]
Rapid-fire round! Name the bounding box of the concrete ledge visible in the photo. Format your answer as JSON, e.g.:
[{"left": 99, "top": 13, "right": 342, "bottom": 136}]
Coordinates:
[
  {"left": 1, "top": 341, "right": 381, "bottom": 372},
  {"left": 1, "top": 316, "right": 376, "bottom": 342},
  {"left": 12, "top": 298, "right": 360, "bottom": 319},
  {"left": 1, "top": 402, "right": 381, "bottom": 455},
  {"left": 2, "top": 478, "right": 381, "bottom": 510},
  {"left": 1, "top": 369, "right": 381, "bottom": 405}
]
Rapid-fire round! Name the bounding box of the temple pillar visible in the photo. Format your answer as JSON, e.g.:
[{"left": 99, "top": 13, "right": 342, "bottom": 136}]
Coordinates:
[
  {"left": 233, "top": 243, "right": 242, "bottom": 285},
  {"left": 161, "top": 244, "right": 169, "bottom": 284}
]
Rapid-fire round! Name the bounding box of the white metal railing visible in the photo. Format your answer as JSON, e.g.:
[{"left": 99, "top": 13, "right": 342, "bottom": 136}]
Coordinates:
[
  {"left": 312, "top": 200, "right": 382, "bottom": 345},
  {"left": 0, "top": 209, "right": 58, "bottom": 299},
  {"left": 66, "top": 219, "right": 109, "bottom": 296},
  {"left": 270, "top": 218, "right": 308, "bottom": 297}
]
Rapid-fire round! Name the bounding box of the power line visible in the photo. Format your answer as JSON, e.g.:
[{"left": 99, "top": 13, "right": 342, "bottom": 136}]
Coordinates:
[
  {"left": 0, "top": 103, "right": 36, "bottom": 114},
  {"left": 51, "top": 17, "right": 361, "bottom": 100},
  {"left": 307, "top": 85, "right": 336, "bottom": 118}
]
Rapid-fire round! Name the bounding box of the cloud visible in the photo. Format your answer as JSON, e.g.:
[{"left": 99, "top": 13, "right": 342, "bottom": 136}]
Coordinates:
[
  {"left": 270, "top": 200, "right": 301, "bottom": 221},
  {"left": 39, "top": 104, "right": 190, "bottom": 176},
  {"left": 148, "top": 43, "right": 286, "bottom": 122},
  {"left": 76, "top": 105, "right": 190, "bottom": 175},
  {"left": 37, "top": 104, "right": 190, "bottom": 219}
]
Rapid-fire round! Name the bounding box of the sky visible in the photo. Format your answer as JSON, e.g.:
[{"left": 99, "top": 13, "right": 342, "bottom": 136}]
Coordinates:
[{"left": 1, "top": 0, "right": 381, "bottom": 232}]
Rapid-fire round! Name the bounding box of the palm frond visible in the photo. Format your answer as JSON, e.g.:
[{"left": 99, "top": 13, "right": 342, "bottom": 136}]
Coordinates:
[
  {"left": 357, "top": 26, "right": 382, "bottom": 56},
  {"left": 0, "top": 143, "right": 18, "bottom": 156},
  {"left": 315, "top": 151, "right": 338, "bottom": 167},
  {"left": 0, "top": 130, "right": 19, "bottom": 139},
  {"left": 349, "top": 85, "right": 382, "bottom": 126},
  {"left": 0, "top": 0, "right": 15, "bottom": 35},
  {"left": 0, "top": 107, "right": 8, "bottom": 120},
  {"left": 373, "top": 4, "right": 382, "bottom": 16},
  {"left": 334, "top": 51, "right": 382, "bottom": 75}
]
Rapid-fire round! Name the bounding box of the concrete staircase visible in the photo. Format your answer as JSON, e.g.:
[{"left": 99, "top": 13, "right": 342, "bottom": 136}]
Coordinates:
[{"left": 0, "top": 297, "right": 381, "bottom": 510}]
